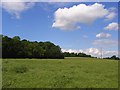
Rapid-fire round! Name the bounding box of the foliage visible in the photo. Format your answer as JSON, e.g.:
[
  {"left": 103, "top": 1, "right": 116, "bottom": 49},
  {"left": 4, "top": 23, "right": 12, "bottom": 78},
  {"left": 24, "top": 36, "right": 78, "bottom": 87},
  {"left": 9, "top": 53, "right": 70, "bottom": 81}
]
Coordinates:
[
  {"left": 63, "top": 52, "right": 92, "bottom": 58},
  {"left": 104, "top": 55, "right": 119, "bottom": 60},
  {"left": 2, "top": 57, "right": 118, "bottom": 88},
  {"left": 2, "top": 35, "right": 64, "bottom": 59}
]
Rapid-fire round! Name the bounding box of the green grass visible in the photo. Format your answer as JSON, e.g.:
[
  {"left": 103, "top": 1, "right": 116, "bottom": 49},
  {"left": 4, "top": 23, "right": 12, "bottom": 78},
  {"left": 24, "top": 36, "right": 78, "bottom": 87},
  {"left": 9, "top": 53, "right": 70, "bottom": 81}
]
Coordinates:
[{"left": 2, "top": 57, "right": 118, "bottom": 88}]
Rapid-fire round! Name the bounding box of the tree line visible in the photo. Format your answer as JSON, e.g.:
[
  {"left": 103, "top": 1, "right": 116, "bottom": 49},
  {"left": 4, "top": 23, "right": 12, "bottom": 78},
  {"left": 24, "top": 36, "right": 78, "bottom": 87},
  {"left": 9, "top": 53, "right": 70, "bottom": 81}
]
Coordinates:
[
  {"left": 2, "top": 35, "right": 95, "bottom": 59},
  {"left": 1, "top": 35, "right": 119, "bottom": 60},
  {"left": 2, "top": 35, "right": 64, "bottom": 59},
  {"left": 103, "top": 55, "right": 119, "bottom": 60},
  {"left": 63, "top": 52, "right": 93, "bottom": 58}
]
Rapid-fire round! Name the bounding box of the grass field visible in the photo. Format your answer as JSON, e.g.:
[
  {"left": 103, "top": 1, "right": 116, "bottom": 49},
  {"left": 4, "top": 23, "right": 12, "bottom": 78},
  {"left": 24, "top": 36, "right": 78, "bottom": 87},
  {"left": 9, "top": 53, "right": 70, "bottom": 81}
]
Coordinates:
[{"left": 2, "top": 57, "right": 118, "bottom": 88}]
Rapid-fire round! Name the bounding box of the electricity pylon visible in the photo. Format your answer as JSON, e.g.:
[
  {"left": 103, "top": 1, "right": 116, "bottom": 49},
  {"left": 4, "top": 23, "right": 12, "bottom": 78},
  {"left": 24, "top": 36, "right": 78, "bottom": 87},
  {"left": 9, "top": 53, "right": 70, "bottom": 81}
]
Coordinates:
[{"left": 100, "top": 47, "right": 103, "bottom": 59}]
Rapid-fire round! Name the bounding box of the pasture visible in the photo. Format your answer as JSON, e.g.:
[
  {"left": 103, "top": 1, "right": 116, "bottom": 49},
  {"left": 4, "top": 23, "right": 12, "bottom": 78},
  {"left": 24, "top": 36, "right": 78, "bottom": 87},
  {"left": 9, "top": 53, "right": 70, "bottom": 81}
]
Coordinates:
[{"left": 2, "top": 57, "right": 118, "bottom": 88}]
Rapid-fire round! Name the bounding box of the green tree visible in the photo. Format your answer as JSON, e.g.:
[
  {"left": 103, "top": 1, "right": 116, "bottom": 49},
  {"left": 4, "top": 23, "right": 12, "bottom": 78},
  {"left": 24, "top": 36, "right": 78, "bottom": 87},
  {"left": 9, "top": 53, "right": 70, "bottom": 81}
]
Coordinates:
[{"left": 2, "top": 35, "right": 64, "bottom": 59}]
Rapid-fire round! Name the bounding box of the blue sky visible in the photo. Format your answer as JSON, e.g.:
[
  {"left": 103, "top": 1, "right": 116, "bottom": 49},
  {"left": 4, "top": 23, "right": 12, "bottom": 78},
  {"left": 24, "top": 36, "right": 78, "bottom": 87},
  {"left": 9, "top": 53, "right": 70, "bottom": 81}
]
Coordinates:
[{"left": 2, "top": 2, "right": 118, "bottom": 57}]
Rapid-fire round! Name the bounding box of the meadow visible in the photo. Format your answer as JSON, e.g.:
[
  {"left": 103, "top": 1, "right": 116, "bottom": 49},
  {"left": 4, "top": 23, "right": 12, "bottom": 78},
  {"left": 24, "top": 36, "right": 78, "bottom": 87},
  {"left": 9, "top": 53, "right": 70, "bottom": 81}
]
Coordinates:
[{"left": 2, "top": 57, "right": 118, "bottom": 88}]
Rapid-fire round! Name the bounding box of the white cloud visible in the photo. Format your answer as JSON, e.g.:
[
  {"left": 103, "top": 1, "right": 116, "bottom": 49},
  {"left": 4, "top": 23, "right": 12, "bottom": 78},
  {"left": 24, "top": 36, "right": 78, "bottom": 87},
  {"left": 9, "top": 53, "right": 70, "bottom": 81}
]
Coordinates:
[
  {"left": 2, "top": 0, "right": 35, "bottom": 19},
  {"left": 104, "top": 51, "right": 118, "bottom": 57},
  {"left": 96, "top": 32, "right": 111, "bottom": 38},
  {"left": 52, "top": 3, "right": 115, "bottom": 30},
  {"left": 62, "top": 48, "right": 118, "bottom": 58},
  {"left": 104, "top": 22, "right": 118, "bottom": 31},
  {"left": 84, "top": 48, "right": 101, "bottom": 57},
  {"left": 93, "top": 39, "right": 117, "bottom": 47},
  {"left": 61, "top": 49, "right": 83, "bottom": 53},
  {"left": 105, "top": 12, "right": 116, "bottom": 20},
  {"left": 85, "top": 48, "right": 118, "bottom": 58},
  {"left": 105, "top": 7, "right": 116, "bottom": 20}
]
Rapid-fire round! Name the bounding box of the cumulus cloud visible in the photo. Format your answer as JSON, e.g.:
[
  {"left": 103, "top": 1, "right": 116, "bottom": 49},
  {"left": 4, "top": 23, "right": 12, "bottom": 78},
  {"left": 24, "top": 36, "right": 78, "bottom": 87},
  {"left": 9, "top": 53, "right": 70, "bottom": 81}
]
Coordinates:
[
  {"left": 84, "top": 48, "right": 117, "bottom": 58},
  {"left": 52, "top": 3, "right": 115, "bottom": 30},
  {"left": 61, "top": 49, "right": 83, "bottom": 53},
  {"left": 105, "top": 12, "right": 116, "bottom": 20},
  {"left": 84, "top": 48, "right": 101, "bottom": 57},
  {"left": 86, "top": 48, "right": 118, "bottom": 57},
  {"left": 93, "top": 39, "right": 117, "bottom": 47},
  {"left": 104, "top": 22, "right": 118, "bottom": 31},
  {"left": 104, "top": 51, "right": 118, "bottom": 57},
  {"left": 96, "top": 32, "right": 111, "bottom": 38},
  {"left": 105, "top": 7, "right": 116, "bottom": 20},
  {"left": 62, "top": 48, "right": 118, "bottom": 58},
  {"left": 1, "top": 0, "right": 35, "bottom": 19}
]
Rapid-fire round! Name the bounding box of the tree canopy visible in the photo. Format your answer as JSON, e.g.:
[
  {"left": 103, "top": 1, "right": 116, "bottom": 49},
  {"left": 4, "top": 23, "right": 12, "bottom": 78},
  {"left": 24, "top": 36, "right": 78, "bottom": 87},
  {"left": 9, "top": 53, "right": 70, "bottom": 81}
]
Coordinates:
[
  {"left": 63, "top": 52, "right": 92, "bottom": 57},
  {"left": 104, "top": 55, "right": 119, "bottom": 60},
  {"left": 2, "top": 35, "right": 64, "bottom": 59}
]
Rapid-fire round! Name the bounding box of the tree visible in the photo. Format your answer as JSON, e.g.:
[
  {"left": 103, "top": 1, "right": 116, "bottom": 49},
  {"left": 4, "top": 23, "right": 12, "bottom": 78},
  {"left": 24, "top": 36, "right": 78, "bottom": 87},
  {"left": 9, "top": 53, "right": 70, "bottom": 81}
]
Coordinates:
[
  {"left": 111, "top": 55, "right": 119, "bottom": 60},
  {"left": 2, "top": 36, "right": 13, "bottom": 58},
  {"left": 13, "top": 36, "right": 21, "bottom": 41},
  {"left": 63, "top": 52, "right": 92, "bottom": 58},
  {"left": 2, "top": 35, "right": 64, "bottom": 59}
]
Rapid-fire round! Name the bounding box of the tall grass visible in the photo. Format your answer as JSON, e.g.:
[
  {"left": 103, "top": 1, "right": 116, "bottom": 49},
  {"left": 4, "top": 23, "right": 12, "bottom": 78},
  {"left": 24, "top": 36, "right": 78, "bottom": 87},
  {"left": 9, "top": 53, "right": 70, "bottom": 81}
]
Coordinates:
[{"left": 2, "top": 57, "right": 118, "bottom": 88}]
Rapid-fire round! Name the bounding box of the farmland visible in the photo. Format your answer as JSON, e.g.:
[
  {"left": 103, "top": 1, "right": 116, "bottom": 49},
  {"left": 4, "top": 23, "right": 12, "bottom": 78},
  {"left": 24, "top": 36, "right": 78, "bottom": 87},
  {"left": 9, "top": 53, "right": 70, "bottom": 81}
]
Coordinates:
[{"left": 2, "top": 57, "right": 118, "bottom": 88}]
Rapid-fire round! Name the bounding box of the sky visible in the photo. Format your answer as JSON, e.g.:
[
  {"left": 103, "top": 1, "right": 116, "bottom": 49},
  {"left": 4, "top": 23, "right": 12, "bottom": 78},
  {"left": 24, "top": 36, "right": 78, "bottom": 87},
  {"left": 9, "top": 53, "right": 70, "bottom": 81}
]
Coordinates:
[{"left": 1, "top": 1, "right": 119, "bottom": 57}]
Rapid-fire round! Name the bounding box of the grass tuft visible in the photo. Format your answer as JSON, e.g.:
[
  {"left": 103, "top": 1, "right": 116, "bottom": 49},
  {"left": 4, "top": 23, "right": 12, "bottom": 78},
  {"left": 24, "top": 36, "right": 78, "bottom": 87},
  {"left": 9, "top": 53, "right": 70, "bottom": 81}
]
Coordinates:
[{"left": 13, "top": 66, "right": 28, "bottom": 73}]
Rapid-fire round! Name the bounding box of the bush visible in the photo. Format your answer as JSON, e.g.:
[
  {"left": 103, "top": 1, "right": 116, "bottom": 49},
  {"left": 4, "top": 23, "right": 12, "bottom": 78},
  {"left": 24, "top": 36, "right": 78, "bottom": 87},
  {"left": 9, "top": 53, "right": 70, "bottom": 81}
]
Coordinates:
[{"left": 14, "top": 66, "right": 28, "bottom": 73}]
